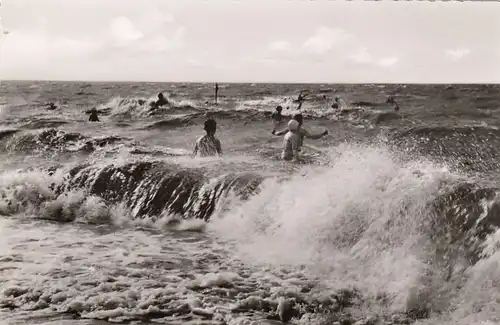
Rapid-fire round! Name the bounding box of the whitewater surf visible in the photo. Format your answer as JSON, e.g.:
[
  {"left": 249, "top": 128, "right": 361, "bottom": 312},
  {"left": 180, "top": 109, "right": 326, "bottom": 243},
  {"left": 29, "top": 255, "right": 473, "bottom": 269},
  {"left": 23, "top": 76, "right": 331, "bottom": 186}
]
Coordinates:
[{"left": 0, "top": 82, "right": 499, "bottom": 325}]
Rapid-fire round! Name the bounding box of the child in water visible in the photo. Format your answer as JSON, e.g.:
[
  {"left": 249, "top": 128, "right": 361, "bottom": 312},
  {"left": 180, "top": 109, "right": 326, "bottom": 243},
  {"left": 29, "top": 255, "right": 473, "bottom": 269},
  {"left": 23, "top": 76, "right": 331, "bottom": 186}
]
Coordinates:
[
  {"left": 271, "top": 105, "right": 283, "bottom": 132},
  {"left": 192, "top": 118, "right": 222, "bottom": 157},
  {"left": 281, "top": 119, "right": 302, "bottom": 161}
]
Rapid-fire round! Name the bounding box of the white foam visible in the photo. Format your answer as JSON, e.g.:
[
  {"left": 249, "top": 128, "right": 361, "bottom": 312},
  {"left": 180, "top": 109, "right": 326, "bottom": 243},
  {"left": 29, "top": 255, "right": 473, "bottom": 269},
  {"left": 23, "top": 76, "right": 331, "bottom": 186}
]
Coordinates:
[
  {"left": 209, "top": 144, "right": 499, "bottom": 321},
  {"left": 0, "top": 144, "right": 498, "bottom": 325}
]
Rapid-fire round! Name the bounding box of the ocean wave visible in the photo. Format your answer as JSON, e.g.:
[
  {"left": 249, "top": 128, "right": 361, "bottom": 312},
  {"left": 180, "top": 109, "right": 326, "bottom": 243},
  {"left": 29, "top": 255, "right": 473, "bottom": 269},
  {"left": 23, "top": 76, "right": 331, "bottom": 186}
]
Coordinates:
[
  {"left": 0, "top": 146, "right": 498, "bottom": 324},
  {"left": 21, "top": 119, "right": 69, "bottom": 130},
  {"left": 0, "top": 145, "right": 498, "bottom": 324},
  {"left": 98, "top": 96, "right": 204, "bottom": 120},
  {"left": 2, "top": 128, "right": 129, "bottom": 154},
  {"left": 391, "top": 126, "right": 500, "bottom": 173},
  {"left": 208, "top": 145, "right": 500, "bottom": 324}
]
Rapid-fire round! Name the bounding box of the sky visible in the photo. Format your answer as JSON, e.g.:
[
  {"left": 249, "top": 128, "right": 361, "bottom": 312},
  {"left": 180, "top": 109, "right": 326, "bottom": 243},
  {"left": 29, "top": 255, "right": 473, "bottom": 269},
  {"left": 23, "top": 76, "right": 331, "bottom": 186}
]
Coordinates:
[{"left": 0, "top": 0, "right": 498, "bottom": 83}]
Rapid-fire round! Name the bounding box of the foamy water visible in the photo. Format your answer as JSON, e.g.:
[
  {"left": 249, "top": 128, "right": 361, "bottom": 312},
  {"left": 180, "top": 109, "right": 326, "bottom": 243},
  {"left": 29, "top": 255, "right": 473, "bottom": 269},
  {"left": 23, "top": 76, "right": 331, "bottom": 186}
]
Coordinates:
[
  {"left": 0, "top": 147, "right": 497, "bottom": 325},
  {"left": 0, "top": 82, "right": 499, "bottom": 325}
]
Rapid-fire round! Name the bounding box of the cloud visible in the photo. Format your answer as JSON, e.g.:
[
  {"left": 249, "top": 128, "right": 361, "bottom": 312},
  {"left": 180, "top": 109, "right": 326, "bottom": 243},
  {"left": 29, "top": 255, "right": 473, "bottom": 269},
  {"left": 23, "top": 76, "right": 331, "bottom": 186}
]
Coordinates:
[
  {"left": 445, "top": 47, "right": 471, "bottom": 61},
  {"left": 142, "top": 26, "right": 185, "bottom": 52},
  {"left": 302, "top": 26, "right": 351, "bottom": 56},
  {"left": 109, "top": 16, "right": 144, "bottom": 43},
  {"left": 2, "top": 30, "right": 99, "bottom": 62},
  {"left": 349, "top": 47, "right": 372, "bottom": 65},
  {"left": 376, "top": 56, "right": 398, "bottom": 67},
  {"left": 106, "top": 14, "right": 184, "bottom": 53},
  {"left": 246, "top": 25, "right": 398, "bottom": 73},
  {"left": 0, "top": 29, "right": 101, "bottom": 79},
  {"left": 348, "top": 47, "right": 399, "bottom": 68},
  {"left": 1, "top": 8, "right": 185, "bottom": 77},
  {"left": 249, "top": 26, "right": 400, "bottom": 69},
  {"left": 250, "top": 27, "right": 351, "bottom": 65}
]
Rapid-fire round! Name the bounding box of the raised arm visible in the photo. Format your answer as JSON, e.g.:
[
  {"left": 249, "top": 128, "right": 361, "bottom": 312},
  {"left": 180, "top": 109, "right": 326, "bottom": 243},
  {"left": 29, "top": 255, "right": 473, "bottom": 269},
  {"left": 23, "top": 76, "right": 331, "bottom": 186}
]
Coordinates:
[
  {"left": 302, "top": 128, "right": 328, "bottom": 140},
  {"left": 216, "top": 139, "right": 222, "bottom": 156},
  {"left": 272, "top": 128, "right": 288, "bottom": 136},
  {"left": 191, "top": 142, "right": 198, "bottom": 158}
]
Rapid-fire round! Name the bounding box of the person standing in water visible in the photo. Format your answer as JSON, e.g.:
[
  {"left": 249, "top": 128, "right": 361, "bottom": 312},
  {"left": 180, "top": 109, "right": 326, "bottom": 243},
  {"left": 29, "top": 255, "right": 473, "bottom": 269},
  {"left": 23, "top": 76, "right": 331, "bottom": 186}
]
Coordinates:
[
  {"left": 281, "top": 119, "right": 302, "bottom": 161},
  {"left": 88, "top": 108, "right": 99, "bottom": 122},
  {"left": 271, "top": 105, "right": 283, "bottom": 131},
  {"left": 296, "top": 91, "right": 308, "bottom": 110},
  {"left": 192, "top": 118, "right": 222, "bottom": 157},
  {"left": 272, "top": 113, "right": 328, "bottom": 149},
  {"left": 214, "top": 83, "right": 219, "bottom": 104}
]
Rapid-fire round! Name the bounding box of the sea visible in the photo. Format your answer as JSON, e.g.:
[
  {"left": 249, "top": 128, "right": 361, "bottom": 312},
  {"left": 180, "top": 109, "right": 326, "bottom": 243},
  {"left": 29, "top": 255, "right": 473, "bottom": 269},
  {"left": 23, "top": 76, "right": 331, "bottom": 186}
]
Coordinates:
[{"left": 0, "top": 81, "right": 498, "bottom": 325}]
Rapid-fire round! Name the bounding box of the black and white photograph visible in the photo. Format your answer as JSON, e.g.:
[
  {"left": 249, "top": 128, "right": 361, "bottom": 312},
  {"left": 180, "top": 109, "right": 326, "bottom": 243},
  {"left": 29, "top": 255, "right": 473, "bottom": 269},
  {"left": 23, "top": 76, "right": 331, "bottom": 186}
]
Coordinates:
[{"left": 0, "top": 0, "right": 498, "bottom": 324}]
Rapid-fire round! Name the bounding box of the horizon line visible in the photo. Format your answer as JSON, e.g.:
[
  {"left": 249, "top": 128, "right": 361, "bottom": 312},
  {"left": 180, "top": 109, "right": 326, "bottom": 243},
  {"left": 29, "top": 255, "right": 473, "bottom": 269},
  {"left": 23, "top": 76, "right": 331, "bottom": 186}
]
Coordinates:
[{"left": 1, "top": 79, "right": 499, "bottom": 85}]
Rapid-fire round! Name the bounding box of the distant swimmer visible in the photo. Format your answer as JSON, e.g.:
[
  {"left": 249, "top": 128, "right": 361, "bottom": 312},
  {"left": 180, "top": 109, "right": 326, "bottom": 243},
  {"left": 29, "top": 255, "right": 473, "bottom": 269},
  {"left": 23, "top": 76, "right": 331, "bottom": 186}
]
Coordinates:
[
  {"left": 155, "top": 93, "right": 169, "bottom": 107},
  {"left": 88, "top": 108, "right": 99, "bottom": 122},
  {"left": 149, "top": 93, "right": 169, "bottom": 113},
  {"left": 331, "top": 97, "right": 340, "bottom": 109},
  {"left": 271, "top": 105, "right": 283, "bottom": 131},
  {"left": 386, "top": 96, "right": 400, "bottom": 112},
  {"left": 46, "top": 102, "right": 57, "bottom": 110},
  {"left": 215, "top": 83, "right": 219, "bottom": 104},
  {"left": 294, "top": 91, "right": 309, "bottom": 110},
  {"left": 192, "top": 118, "right": 222, "bottom": 158},
  {"left": 272, "top": 113, "right": 328, "bottom": 149},
  {"left": 296, "top": 91, "right": 308, "bottom": 102},
  {"left": 281, "top": 119, "right": 302, "bottom": 161}
]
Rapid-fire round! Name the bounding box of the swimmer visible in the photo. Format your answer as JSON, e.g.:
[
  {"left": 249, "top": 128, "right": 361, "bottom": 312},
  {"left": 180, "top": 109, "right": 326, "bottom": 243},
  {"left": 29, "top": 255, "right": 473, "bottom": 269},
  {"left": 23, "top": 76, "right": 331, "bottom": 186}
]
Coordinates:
[
  {"left": 272, "top": 113, "right": 328, "bottom": 149},
  {"left": 387, "top": 96, "right": 400, "bottom": 112},
  {"left": 88, "top": 108, "right": 99, "bottom": 122},
  {"left": 297, "top": 91, "right": 308, "bottom": 102},
  {"left": 46, "top": 102, "right": 57, "bottom": 110},
  {"left": 295, "top": 91, "right": 308, "bottom": 110},
  {"left": 331, "top": 97, "right": 340, "bottom": 109},
  {"left": 281, "top": 119, "right": 302, "bottom": 161},
  {"left": 271, "top": 106, "right": 283, "bottom": 131},
  {"left": 155, "top": 93, "right": 168, "bottom": 107},
  {"left": 192, "top": 118, "right": 222, "bottom": 158},
  {"left": 148, "top": 93, "right": 169, "bottom": 113}
]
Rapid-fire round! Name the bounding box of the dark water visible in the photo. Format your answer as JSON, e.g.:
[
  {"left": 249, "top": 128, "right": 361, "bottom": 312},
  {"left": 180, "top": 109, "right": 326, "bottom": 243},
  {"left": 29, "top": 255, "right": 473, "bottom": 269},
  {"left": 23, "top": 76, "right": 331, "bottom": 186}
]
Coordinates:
[{"left": 0, "top": 81, "right": 499, "bottom": 325}]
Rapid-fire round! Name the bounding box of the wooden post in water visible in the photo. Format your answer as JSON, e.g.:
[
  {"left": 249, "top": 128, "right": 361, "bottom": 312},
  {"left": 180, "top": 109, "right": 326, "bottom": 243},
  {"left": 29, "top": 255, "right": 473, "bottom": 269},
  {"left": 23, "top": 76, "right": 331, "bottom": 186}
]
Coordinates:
[{"left": 214, "top": 83, "right": 219, "bottom": 104}]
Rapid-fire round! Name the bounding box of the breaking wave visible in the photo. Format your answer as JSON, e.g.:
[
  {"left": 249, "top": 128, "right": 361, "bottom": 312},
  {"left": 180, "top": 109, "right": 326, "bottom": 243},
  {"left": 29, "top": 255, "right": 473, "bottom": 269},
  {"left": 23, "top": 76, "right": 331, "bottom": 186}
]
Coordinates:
[{"left": 0, "top": 144, "right": 498, "bottom": 324}]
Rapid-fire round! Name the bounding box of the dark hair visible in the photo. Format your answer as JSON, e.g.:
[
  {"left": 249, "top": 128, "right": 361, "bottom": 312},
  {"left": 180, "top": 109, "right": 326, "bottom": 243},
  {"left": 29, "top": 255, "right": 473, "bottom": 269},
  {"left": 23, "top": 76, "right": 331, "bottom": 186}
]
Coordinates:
[
  {"left": 276, "top": 106, "right": 283, "bottom": 111},
  {"left": 292, "top": 113, "right": 303, "bottom": 124},
  {"left": 204, "top": 118, "right": 217, "bottom": 133}
]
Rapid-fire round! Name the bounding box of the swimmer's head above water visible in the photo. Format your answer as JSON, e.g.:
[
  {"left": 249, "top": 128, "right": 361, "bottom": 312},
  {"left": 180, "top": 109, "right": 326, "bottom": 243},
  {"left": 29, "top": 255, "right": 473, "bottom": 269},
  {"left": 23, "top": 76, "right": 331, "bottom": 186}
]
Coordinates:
[
  {"left": 292, "top": 113, "right": 303, "bottom": 126},
  {"left": 204, "top": 118, "right": 217, "bottom": 136},
  {"left": 276, "top": 105, "right": 283, "bottom": 112},
  {"left": 288, "top": 119, "right": 299, "bottom": 132}
]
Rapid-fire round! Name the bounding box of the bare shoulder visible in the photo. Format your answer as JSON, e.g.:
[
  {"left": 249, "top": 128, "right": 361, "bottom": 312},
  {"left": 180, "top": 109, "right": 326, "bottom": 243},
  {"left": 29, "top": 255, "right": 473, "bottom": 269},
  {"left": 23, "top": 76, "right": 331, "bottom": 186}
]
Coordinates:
[{"left": 300, "top": 128, "right": 310, "bottom": 135}]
